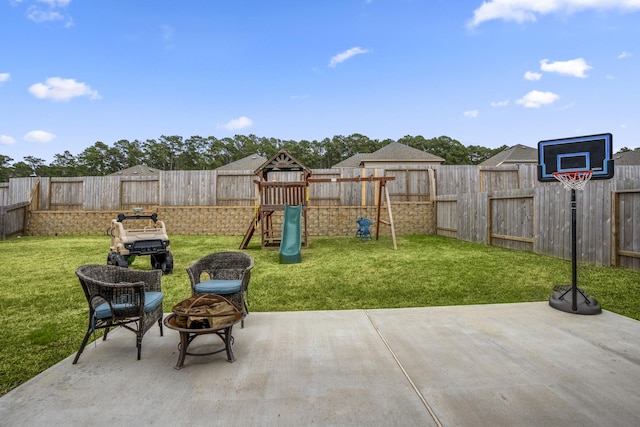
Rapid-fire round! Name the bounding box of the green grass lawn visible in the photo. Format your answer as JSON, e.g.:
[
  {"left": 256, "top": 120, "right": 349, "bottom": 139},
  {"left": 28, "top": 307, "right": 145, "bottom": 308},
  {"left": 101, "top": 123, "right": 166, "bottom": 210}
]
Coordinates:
[{"left": 1, "top": 233, "right": 639, "bottom": 396}]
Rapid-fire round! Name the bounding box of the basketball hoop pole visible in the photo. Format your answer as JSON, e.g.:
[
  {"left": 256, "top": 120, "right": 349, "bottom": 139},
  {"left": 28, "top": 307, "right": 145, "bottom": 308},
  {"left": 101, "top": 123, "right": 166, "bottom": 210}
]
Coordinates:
[
  {"left": 570, "top": 189, "right": 579, "bottom": 311},
  {"left": 549, "top": 186, "right": 602, "bottom": 315}
]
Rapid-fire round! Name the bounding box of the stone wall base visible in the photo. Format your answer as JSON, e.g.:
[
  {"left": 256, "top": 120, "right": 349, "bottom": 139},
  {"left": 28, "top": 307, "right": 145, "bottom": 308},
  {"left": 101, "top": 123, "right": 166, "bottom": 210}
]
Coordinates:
[{"left": 26, "top": 202, "right": 434, "bottom": 237}]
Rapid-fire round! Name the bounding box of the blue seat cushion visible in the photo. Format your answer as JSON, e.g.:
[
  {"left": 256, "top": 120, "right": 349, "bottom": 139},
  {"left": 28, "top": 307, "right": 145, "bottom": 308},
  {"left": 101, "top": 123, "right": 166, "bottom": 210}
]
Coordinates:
[
  {"left": 94, "top": 292, "right": 164, "bottom": 319},
  {"left": 194, "top": 279, "right": 242, "bottom": 295}
]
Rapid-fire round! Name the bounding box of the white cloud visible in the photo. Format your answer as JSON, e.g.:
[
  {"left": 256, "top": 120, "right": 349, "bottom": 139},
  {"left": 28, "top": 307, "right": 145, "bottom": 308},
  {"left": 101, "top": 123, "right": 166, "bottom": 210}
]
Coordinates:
[
  {"left": 20, "top": 0, "right": 73, "bottom": 27},
  {"left": 0, "top": 73, "right": 10, "bottom": 84},
  {"left": 524, "top": 71, "right": 542, "bottom": 81},
  {"left": 618, "top": 51, "right": 632, "bottom": 59},
  {"left": 24, "top": 130, "right": 56, "bottom": 143},
  {"left": 329, "top": 47, "right": 370, "bottom": 68},
  {"left": 516, "top": 90, "right": 560, "bottom": 108},
  {"left": 37, "top": 0, "right": 71, "bottom": 6},
  {"left": 28, "top": 77, "right": 100, "bottom": 101},
  {"left": 468, "top": 0, "right": 640, "bottom": 28},
  {"left": 27, "top": 7, "right": 63, "bottom": 23},
  {"left": 222, "top": 116, "right": 253, "bottom": 131},
  {"left": 540, "top": 58, "right": 592, "bottom": 78},
  {"left": 0, "top": 135, "right": 16, "bottom": 145},
  {"left": 490, "top": 99, "right": 510, "bottom": 107},
  {"left": 464, "top": 110, "right": 479, "bottom": 118}
]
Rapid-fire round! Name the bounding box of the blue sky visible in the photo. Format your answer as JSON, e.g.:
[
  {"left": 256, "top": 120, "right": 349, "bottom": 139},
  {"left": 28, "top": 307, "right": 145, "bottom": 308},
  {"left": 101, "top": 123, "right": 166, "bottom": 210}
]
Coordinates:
[{"left": 1, "top": 0, "right": 639, "bottom": 164}]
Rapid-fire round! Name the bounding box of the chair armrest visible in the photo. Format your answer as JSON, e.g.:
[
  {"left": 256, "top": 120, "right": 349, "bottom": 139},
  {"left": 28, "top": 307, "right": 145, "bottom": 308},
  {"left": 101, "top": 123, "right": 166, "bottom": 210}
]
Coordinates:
[
  {"left": 186, "top": 264, "right": 202, "bottom": 286},
  {"left": 240, "top": 269, "right": 251, "bottom": 292}
]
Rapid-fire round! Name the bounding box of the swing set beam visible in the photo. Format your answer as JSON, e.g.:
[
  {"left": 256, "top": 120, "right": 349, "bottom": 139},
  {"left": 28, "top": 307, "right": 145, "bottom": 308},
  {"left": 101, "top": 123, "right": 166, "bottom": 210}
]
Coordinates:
[{"left": 307, "top": 176, "right": 397, "bottom": 250}]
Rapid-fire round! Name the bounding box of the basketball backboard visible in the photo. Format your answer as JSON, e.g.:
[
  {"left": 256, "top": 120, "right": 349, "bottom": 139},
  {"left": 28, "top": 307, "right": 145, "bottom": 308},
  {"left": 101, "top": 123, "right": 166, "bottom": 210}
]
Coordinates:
[{"left": 537, "top": 133, "right": 614, "bottom": 182}]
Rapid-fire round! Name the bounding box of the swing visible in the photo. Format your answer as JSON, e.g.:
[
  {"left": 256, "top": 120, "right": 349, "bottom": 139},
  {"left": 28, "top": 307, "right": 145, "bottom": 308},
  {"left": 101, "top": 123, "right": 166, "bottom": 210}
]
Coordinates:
[{"left": 355, "top": 217, "right": 372, "bottom": 241}]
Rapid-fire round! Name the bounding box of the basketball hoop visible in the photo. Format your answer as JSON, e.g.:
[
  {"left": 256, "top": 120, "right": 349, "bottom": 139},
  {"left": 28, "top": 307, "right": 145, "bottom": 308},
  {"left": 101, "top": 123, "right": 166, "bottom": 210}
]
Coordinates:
[{"left": 552, "top": 170, "right": 592, "bottom": 191}]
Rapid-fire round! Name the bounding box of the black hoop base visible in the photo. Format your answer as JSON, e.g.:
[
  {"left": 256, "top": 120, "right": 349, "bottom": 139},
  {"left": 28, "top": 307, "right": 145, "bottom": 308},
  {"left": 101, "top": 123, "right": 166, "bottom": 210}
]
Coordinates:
[{"left": 549, "top": 286, "right": 602, "bottom": 315}]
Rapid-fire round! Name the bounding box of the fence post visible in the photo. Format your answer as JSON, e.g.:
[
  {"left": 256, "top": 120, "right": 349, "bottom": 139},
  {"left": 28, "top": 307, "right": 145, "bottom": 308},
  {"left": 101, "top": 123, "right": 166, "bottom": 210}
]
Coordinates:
[
  {"left": 0, "top": 205, "right": 6, "bottom": 240},
  {"left": 611, "top": 191, "right": 620, "bottom": 267}
]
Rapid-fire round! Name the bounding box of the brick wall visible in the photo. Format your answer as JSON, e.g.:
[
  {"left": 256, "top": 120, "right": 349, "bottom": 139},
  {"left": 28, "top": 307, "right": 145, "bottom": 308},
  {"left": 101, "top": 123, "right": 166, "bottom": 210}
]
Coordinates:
[{"left": 26, "top": 202, "right": 434, "bottom": 236}]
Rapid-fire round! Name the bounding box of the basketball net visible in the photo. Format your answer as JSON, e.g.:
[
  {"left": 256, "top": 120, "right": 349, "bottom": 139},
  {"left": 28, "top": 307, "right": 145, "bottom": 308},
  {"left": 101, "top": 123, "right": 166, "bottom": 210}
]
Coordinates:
[{"left": 552, "top": 170, "right": 593, "bottom": 191}]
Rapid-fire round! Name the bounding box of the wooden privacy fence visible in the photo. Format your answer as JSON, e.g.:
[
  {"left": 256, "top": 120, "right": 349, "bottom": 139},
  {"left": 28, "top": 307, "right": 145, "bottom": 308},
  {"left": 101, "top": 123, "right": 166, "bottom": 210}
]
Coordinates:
[
  {"left": 434, "top": 165, "right": 538, "bottom": 195},
  {"left": 0, "top": 183, "right": 8, "bottom": 206},
  {"left": 436, "top": 189, "right": 536, "bottom": 252},
  {"left": 0, "top": 202, "right": 29, "bottom": 240},
  {"left": 0, "top": 180, "right": 40, "bottom": 239},
  {"left": 435, "top": 165, "right": 640, "bottom": 268},
  {"left": 612, "top": 189, "right": 640, "bottom": 270},
  {"left": 3, "top": 164, "right": 640, "bottom": 270},
  {"left": 1, "top": 168, "right": 437, "bottom": 210}
]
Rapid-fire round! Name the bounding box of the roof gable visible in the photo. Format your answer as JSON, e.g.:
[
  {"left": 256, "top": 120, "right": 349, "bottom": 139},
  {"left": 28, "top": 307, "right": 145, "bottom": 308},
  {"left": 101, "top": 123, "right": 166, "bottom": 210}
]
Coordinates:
[{"left": 254, "top": 149, "right": 311, "bottom": 179}]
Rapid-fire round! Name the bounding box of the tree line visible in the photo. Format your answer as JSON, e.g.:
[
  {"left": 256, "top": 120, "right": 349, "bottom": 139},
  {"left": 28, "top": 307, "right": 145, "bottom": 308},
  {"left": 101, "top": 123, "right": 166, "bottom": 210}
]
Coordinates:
[{"left": 0, "top": 133, "right": 508, "bottom": 181}]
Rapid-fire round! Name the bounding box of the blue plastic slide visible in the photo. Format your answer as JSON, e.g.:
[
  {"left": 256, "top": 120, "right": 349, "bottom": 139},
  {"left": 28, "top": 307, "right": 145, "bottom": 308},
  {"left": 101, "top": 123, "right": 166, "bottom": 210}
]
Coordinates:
[{"left": 279, "top": 204, "right": 302, "bottom": 264}]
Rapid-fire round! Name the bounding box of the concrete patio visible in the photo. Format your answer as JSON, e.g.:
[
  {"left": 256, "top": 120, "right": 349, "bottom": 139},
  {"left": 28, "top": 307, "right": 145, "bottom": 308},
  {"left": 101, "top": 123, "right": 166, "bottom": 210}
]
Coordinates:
[{"left": 1, "top": 302, "right": 640, "bottom": 426}]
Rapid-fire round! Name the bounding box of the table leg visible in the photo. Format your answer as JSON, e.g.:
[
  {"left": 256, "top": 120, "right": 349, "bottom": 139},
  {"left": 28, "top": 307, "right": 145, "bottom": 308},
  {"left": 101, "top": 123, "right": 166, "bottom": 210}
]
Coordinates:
[
  {"left": 171, "top": 325, "right": 237, "bottom": 369},
  {"left": 223, "top": 325, "right": 235, "bottom": 363},
  {"left": 174, "top": 331, "right": 189, "bottom": 370}
]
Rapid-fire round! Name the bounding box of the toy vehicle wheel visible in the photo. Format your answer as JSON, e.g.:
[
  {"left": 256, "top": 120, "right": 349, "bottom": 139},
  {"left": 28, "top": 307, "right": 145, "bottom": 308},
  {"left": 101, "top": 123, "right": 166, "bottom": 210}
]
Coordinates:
[
  {"left": 116, "top": 254, "right": 128, "bottom": 268},
  {"left": 151, "top": 252, "right": 174, "bottom": 274},
  {"left": 150, "top": 254, "right": 161, "bottom": 270},
  {"left": 107, "top": 252, "right": 128, "bottom": 268},
  {"left": 164, "top": 252, "right": 174, "bottom": 274}
]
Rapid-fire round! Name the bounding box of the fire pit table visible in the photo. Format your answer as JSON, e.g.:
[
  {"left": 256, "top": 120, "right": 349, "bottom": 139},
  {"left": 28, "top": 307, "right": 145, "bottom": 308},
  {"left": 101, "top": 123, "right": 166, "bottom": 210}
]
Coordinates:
[{"left": 164, "top": 294, "right": 244, "bottom": 369}]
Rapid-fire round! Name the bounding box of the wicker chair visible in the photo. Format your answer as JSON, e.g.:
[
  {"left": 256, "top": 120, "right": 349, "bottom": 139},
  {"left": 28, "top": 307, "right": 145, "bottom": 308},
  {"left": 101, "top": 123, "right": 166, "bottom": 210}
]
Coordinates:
[
  {"left": 73, "top": 265, "right": 164, "bottom": 364},
  {"left": 186, "top": 252, "right": 254, "bottom": 327}
]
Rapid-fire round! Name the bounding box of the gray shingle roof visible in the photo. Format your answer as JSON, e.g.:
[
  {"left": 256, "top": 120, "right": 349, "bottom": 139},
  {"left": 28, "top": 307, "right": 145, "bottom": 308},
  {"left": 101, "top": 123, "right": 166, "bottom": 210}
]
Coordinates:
[
  {"left": 613, "top": 149, "right": 640, "bottom": 165},
  {"left": 331, "top": 142, "right": 444, "bottom": 168},
  {"left": 364, "top": 142, "right": 445, "bottom": 162},
  {"left": 332, "top": 153, "right": 369, "bottom": 168},
  {"left": 480, "top": 144, "right": 537, "bottom": 166},
  {"left": 217, "top": 154, "right": 268, "bottom": 170}
]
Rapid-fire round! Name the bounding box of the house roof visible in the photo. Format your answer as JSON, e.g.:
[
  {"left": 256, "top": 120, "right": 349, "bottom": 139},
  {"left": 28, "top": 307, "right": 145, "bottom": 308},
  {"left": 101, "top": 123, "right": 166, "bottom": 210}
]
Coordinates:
[
  {"left": 109, "top": 165, "right": 161, "bottom": 176},
  {"left": 613, "top": 149, "right": 640, "bottom": 166},
  {"left": 479, "top": 144, "right": 537, "bottom": 166},
  {"left": 363, "top": 142, "right": 445, "bottom": 163},
  {"left": 331, "top": 153, "right": 369, "bottom": 168},
  {"left": 216, "top": 154, "right": 267, "bottom": 171},
  {"left": 333, "top": 142, "right": 445, "bottom": 167}
]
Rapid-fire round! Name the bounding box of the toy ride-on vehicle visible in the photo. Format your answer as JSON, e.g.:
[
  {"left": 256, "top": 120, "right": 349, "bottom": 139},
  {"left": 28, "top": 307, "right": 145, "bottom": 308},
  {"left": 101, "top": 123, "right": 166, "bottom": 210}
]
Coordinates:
[{"left": 106, "top": 210, "right": 174, "bottom": 274}]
